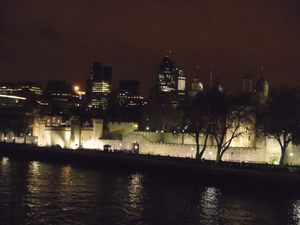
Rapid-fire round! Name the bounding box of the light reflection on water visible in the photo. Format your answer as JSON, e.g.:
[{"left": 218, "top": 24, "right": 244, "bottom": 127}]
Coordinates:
[
  {"left": 293, "top": 200, "right": 300, "bottom": 224},
  {"left": 128, "top": 173, "right": 144, "bottom": 207},
  {"left": 27, "top": 161, "right": 41, "bottom": 194},
  {"left": 127, "top": 173, "right": 144, "bottom": 219},
  {"left": 60, "top": 164, "right": 73, "bottom": 187},
  {"left": 200, "top": 187, "right": 220, "bottom": 222},
  {"left": 1, "top": 157, "right": 300, "bottom": 225},
  {"left": 0, "top": 157, "right": 9, "bottom": 177},
  {"left": 1, "top": 156, "right": 9, "bottom": 166}
]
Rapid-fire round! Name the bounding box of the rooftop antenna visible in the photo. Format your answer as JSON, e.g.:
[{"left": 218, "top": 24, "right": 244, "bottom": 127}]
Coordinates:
[
  {"left": 209, "top": 64, "right": 213, "bottom": 89},
  {"left": 260, "top": 65, "right": 264, "bottom": 78},
  {"left": 195, "top": 65, "right": 200, "bottom": 79}
]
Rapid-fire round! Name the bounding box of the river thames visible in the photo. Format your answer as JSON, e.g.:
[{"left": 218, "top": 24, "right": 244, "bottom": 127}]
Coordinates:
[{"left": 0, "top": 156, "right": 300, "bottom": 225}]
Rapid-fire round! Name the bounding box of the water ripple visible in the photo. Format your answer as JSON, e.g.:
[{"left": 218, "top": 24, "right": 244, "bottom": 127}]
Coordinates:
[{"left": 1, "top": 157, "right": 300, "bottom": 225}]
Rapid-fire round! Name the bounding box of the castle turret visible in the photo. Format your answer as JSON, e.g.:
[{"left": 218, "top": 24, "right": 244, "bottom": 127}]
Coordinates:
[{"left": 242, "top": 70, "right": 254, "bottom": 94}]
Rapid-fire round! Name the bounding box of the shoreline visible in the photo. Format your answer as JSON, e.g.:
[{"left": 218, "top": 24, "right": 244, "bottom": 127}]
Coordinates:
[{"left": 1, "top": 143, "right": 300, "bottom": 187}]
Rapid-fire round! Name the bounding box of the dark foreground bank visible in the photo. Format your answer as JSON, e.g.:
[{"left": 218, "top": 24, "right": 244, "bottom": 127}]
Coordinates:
[{"left": 0, "top": 143, "right": 300, "bottom": 187}]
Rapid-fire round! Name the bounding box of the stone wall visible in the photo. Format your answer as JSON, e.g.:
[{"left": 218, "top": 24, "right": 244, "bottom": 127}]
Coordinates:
[
  {"left": 107, "top": 122, "right": 138, "bottom": 139},
  {"left": 31, "top": 119, "right": 300, "bottom": 165}
]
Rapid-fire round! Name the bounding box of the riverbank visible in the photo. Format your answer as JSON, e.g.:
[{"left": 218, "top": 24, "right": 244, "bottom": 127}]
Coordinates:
[{"left": 1, "top": 143, "right": 300, "bottom": 187}]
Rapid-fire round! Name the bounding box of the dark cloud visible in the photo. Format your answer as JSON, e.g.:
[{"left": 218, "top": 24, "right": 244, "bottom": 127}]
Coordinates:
[{"left": 0, "top": 0, "right": 299, "bottom": 94}]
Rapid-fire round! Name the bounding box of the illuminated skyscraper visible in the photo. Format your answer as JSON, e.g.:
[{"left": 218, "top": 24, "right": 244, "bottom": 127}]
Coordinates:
[
  {"left": 157, "top": 56, "right": 176, "bottom": 93},
  {"left": 175, "top": 68, "right": 186, "bottom": 96},
  {"left": 86, "top": 62, "right": 112, "bottom": 109},
  {"left": 156, "top": 55, "right": 187, "bottom": 108}
]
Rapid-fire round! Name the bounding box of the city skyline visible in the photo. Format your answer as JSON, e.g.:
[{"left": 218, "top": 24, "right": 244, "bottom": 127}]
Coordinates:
[
  {"left": 2, "top": 2, "right": 300, "bottom": 224},
  {"left": 0, "top": 1, "right": 300, "bottom": 95}
]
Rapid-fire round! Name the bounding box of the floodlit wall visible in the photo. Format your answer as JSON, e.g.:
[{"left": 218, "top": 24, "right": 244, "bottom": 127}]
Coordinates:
[
  {"left": 33, "top": 118, "right": 104, "bottom": 149},
  {"left": 108, "top": 122, "right": 138, "bottom": 139},
  {"left": 44, "top": 127, "right": 71, "bottom": 148},
  {"left": 122, "top": 133, "right": 266, "bottom": 162},
  {"left": 30, "top": 119, "right": 300, "bottom": 165},
  {"left": 80, "top": 128, "right": 95, "bottom": 149}
]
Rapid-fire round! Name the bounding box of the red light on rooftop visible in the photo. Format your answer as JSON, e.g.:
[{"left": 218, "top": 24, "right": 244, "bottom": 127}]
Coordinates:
[{"left": 165, "top": 49, "right": 173, "bottom": 57}]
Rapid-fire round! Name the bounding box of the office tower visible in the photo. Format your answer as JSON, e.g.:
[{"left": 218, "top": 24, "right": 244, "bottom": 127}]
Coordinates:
[
  {"left": 157, "top": 56, "right": 176, "bottom": 94},
  {"left": 87, "top": 62, "right": 112, "bottom": 109},
  {"left": 175, "top": 68, "right": 186, "bottom": 96}
]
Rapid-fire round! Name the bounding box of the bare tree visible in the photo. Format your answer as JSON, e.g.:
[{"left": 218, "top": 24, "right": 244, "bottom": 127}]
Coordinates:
[
  {"left": 260, "top": 87, "right": 300, "bottom": 165},
  {"left": 208, "top": 93, "right": 253, "bottom": 163},
  {"left": 184, "top": 92, "right": 211, "bottom": 159}
]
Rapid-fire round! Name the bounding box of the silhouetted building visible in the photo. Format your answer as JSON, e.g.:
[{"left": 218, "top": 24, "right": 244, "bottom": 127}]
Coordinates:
[
  {"left": 119, "top": 80, "right": 140, "bottom": 96},
  {"left": 44, "top": 80, "right": 80, "bottom": 114},
  {"left": 17, "top": 81, "right": 43, "bottom": 99},
  {"left": 86, "top": 62, "right": 112, "bottom": 109},
  {"left": 0, "top": 82, "right": 18, "bottom": 95},
  {"left": 0, "top": 82, "right": 43, "bottom": 109},
  {"left": 117, "top": 80, "right": 146, "bottom": 108}
]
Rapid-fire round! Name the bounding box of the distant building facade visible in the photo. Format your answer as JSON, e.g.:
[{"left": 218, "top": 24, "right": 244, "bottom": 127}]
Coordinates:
[
  {"left": 157, "top": 56, "right": 176, "bottom": 94},
  {"left": 0, "top": 81, "right": 43, "bottom": 109},
  {"left": 156, "top": 55, "right": 186, "bottom": 108},
  {"left": 86, "top": 62, "right": 112, "bottom": 110},
  {"left": 117, "top": 80, "right": 146, "bottom": 108},
  {"left": 44, "top": 80, "right": 80, "bottom": 114}
]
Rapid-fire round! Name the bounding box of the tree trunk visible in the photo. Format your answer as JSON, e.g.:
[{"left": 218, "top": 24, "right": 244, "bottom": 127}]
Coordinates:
[
  {"left": 216, "top": 147, "right": 222, "bottom": 164},
  {"left": 216, "top": 153, "right": 222, "bottom": 164},
  {"left": 279, "top": 147, "right": 286, "bottom": 166},
  {"left": 199, "top": 149, "right": 205, "bottom": 160},
  {"left": 220, "top": 150, "right": 226, "bottom": 162},
  {"left": 195, "top": 133, "right": 200, "bottom": 159}
]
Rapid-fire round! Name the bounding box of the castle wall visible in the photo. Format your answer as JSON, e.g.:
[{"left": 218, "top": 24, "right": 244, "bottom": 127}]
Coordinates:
[
  {"left": 80, "top": 128, "right": 95, "bottom": 149},
  {"left": 31, "top": 119, "right": 300, "bottom": 165},
  {"left": 46, "top": 127, "right": 71, "bottom": 148},
  {"left": 33, "top": 118, "right": 104, "bottom": 149},
  {"left": 108, "top": 122, "right": 138, "bottom": 139}
]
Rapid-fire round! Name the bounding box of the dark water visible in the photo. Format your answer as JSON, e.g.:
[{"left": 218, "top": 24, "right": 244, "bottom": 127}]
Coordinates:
[{"left": 0, "top": 157, "right": 300, "bottom": 225}]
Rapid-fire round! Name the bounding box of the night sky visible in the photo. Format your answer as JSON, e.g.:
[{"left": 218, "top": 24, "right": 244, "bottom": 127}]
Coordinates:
[{"left": 0, "top": 0, "right": 300, "bottom": 95}]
